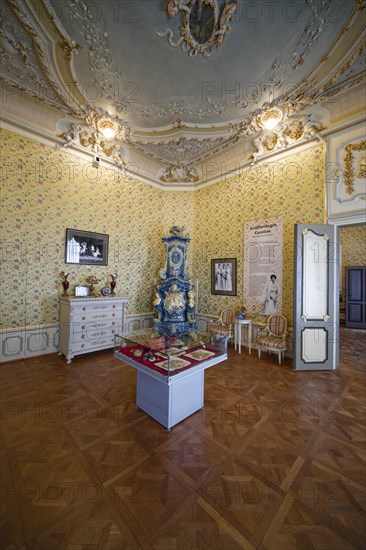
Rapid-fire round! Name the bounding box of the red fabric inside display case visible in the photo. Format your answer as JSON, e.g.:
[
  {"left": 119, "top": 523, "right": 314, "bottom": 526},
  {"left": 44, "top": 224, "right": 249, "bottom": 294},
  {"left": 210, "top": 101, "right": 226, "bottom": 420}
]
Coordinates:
[{"left": 119, "top": 344, "right": 220, "bottom": 376}]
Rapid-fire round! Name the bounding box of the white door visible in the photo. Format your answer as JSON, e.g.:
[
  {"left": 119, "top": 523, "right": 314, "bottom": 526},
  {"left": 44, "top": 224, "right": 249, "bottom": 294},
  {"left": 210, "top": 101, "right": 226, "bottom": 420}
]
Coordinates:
[{"left": 293, "top": 224, "right": 340, "bottom": 371}]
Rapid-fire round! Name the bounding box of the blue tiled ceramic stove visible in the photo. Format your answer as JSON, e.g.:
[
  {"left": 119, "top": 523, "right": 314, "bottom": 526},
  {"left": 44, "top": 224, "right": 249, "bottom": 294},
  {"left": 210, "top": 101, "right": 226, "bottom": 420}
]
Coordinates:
[{"left": 153, "top": 226, "right": 196, "bottom": 335}]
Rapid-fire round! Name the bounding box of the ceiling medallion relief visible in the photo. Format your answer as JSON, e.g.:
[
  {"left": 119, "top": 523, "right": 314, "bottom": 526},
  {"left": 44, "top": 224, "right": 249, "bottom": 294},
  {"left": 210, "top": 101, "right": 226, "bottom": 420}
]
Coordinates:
[{"left": 158, "top": 0, "right": 239, "bottom": 58}]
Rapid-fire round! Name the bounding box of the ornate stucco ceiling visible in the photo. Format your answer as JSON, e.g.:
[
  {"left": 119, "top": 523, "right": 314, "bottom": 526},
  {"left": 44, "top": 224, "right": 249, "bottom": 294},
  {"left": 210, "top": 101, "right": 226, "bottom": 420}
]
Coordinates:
[{"left": 0, "top": 0, "right": 365, "bottom": 187}]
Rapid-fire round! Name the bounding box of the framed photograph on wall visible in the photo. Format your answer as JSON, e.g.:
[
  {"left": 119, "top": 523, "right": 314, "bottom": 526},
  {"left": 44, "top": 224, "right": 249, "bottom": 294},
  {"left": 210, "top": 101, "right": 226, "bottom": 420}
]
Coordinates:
[
  {"left": 65, "top": 228, "right": 109, "bottom": 266},
  {"left": 211, "top": 258, "right": 237, "bottom": 296}
]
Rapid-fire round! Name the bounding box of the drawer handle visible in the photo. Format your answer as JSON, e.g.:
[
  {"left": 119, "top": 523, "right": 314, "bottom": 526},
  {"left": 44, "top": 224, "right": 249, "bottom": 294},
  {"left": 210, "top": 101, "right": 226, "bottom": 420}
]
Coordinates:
[
  {"left": 112, "top": 313, "right": 115, "bottom": 317},
  {"left": 82, "top": 325, "right": 85, "bottom": 329},
  {"left": 81, "top": 335, "right": 85, "bottom": 339},
  {"left": 82, "top": 316, "right": 86, "bottom": 320},
  {"left": 113, "top": 305, "right": 116, "bottom": 308},
  {"left": 81, "top": 344, "right": 85, "bottom": 348},
  {"left": 82, "top": 307, "right": 86, "bottom": 311}
]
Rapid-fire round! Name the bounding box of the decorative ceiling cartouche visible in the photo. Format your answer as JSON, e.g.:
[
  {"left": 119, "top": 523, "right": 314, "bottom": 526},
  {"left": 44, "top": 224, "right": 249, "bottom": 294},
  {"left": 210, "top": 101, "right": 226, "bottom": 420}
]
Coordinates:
[
  {"left": 0, "top": 0, "right": 365, "bottom": 188},
  {"left": 157, "top": 0, "right": 240, "bottom": 58}
]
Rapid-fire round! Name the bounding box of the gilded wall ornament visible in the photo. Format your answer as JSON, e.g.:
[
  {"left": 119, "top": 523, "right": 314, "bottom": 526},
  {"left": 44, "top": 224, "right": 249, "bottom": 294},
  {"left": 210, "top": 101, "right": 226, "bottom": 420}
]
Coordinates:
[
  {"left": 344, "top": 140, "right": 366, "bottom": 195},
  {"left": 158, "top": 0, "right": 239, "bottom": 58},
  {"left": 358, "top": 157, "right": 366, "bottom": 178}
]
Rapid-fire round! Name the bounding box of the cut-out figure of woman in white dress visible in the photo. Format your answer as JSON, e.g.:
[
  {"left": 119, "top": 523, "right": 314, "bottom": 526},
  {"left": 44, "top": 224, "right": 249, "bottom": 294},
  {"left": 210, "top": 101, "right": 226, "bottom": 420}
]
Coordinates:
[{"left": 262, "top": 274, "right": 278, "bottom": 315}]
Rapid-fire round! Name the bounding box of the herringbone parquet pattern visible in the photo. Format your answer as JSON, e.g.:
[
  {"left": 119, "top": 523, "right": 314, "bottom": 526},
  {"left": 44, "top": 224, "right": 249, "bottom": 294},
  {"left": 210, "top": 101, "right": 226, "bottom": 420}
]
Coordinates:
[{"left": 0, "top": 328, "right": 365, "bottom": 549}]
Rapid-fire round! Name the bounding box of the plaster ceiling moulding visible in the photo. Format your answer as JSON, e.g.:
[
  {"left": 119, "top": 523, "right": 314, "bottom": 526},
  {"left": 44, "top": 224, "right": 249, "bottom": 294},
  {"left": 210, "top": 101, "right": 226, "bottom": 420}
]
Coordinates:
[
  {"left": 129, "top": 116, "right": 228, "bottom": 136},
  {"left": 57, "top": 113, "right": 130, "bottom": 170},
  {"left": 316, "top": 38, "right": 366, "bottom": 99},
  {"left": 4, "top": 0, "right": 92, "bottom": 117},
  {"left": 84, "top": 112, "right": 131, "bottom": 142},
  {"left": 277, "top": 8, "right": 366, "bottom": 115},
  {"left": 1, "top": 0, "right": 364, "bottom": 188},
  {"left": 251, "top": 115, "right": 324, "bottom": 163},
  {"left": 229, "top": 99, "right": 325, "bottom": 160},
  {"left": 132, "top": 136, "right": 226, "bottom": 164},
  {"left": 43, "top": 0, "right": 356, "bottom": 129},
  {"left": 257, "top": 106, "right": 285, "bottom": 131},
  {"left": 0, "top": 1, "right": 74, "bottom": 114}
]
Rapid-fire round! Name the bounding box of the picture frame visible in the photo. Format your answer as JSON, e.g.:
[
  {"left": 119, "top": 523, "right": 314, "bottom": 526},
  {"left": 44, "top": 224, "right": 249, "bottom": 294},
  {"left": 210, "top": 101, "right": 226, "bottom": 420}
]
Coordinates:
[
  {"left": 65, "top": 228, "right": 109, "bottom": 266},
  {"left": 211, "top": 258, "right": 237, "bottom": 296},
  {"left": 74, "top": 285, "right": 91, "bottom": 297}
]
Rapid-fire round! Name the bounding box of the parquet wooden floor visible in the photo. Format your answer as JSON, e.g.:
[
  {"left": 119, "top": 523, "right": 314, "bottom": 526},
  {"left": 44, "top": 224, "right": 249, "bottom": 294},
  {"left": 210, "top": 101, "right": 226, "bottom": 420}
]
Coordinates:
[{"left": 0, "top": 328, "right": 365, "bottom": 549}]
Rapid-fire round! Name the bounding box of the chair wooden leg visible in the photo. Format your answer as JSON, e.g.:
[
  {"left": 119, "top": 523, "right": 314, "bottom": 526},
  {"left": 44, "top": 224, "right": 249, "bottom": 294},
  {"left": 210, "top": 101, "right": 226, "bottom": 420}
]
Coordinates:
[
  {"left": 278, "top": 352, "right": 281, "bottom": 365},
  {"left": 258, "top": 348, "right": 261, "bottom": 359}
]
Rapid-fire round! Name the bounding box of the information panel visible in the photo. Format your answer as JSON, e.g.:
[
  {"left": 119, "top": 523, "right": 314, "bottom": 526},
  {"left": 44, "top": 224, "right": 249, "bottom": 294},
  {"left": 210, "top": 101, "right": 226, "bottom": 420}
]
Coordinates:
[{"left": 244, "top": 217, "right": 283, "bottom": 315}]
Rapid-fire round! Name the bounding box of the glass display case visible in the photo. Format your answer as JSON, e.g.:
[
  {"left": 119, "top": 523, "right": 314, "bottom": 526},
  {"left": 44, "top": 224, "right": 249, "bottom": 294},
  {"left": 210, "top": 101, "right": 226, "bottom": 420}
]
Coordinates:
[{"left": 114, "top": 329, "right": 227, "bottom": 429}]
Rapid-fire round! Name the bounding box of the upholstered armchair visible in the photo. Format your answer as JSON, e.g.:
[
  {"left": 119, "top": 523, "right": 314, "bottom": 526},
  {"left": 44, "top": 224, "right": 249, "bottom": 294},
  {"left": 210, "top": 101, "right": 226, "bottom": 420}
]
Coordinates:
[
  {"left": 210, "top": 307, "right": 235, "bottom": 343},
  {"left": 257, "top": 314, "right": 288, "bottom": 365}
]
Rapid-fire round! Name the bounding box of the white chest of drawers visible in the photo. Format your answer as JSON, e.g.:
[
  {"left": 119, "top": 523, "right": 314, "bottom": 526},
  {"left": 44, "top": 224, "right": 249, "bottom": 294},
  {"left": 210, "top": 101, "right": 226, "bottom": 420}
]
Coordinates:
[{"left": 59, "top": 296, "right": 128, "bottom": 363}]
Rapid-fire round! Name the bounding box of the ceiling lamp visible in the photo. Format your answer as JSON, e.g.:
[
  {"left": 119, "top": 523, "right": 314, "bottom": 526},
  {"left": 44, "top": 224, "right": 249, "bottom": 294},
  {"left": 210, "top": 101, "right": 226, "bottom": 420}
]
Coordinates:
[
  {"left": 97, "top": 118, "right": 120, "bottom": 140},
  {"left": 260, "top": 107, "right": 284, "bottom": 131}
]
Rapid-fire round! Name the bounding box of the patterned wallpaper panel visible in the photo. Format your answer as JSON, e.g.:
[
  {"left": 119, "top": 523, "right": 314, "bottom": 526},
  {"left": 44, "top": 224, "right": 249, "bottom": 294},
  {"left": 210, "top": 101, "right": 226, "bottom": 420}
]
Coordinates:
[
  {"left": 1, "top": 128, "right": 329, "bottom": 329},
  {"left": 339, "top": 225, "right": 366, "bottom": 303},
  {"left": 193, "top": 145, "right": 326, "bottom": 321},
  {"left": 0, "top": 129, "right": 195, "bottom": 328}
]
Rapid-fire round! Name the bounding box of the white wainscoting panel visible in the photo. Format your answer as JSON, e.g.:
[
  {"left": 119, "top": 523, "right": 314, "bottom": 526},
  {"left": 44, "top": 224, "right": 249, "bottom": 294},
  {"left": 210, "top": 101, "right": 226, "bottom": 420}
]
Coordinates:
[
  {"left": 1, "top": 313, "right": 293, "bottom": 363},
  {"left": 0, "top": 313, "right": 155, "bottom": 364},
  {"left": 1, "top": 325, "right": 59, "bottom": 363}
]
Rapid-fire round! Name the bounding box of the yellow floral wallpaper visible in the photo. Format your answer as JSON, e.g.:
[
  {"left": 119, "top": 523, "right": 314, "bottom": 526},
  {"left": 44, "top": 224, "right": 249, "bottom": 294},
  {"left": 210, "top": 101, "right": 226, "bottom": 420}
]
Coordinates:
[
  {"left": 193, "top": 145, "right": 326, "bottom": 320},
  {"left": 1, "top": 128, "right": 327, "bottom": 330},
  {"left": 339, "top": 225, "right": 366, "bottom": 304},
  {"left": 0, "top": 129, "right": 195, "bottom": 328}
]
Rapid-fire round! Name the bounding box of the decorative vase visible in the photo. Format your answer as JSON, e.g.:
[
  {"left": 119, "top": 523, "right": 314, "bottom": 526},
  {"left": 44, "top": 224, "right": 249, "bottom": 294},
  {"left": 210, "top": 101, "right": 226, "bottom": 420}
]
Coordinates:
[
  {"left": 110, "top": 280, "right": 117, "bottom": 295},
  {"left": 62, "top": 280, "right": 69, "bottom": 296}
]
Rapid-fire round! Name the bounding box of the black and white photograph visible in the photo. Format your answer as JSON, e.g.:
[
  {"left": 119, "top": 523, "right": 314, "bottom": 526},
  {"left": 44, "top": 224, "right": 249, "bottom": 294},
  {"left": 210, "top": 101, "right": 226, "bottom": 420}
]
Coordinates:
[
  {"left": 65, "top": 228, "right": 109, "bottom": 266},
  {"left": 211, "top": 258, "right": 237, "bottom": 296}
]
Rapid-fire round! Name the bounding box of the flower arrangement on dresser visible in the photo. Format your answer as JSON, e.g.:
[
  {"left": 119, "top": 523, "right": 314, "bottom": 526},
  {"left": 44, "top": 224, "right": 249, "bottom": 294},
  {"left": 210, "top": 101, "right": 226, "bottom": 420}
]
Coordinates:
[{"left": 85, "top": 275, "right": 101, "bottom": 296}]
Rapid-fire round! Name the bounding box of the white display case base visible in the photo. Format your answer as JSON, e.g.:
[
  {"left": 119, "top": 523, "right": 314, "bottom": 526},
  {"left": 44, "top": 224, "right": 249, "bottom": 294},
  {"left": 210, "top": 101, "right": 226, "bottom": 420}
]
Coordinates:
[{"left": 136, "top": 369, "right": 204, "bottom": 429}]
